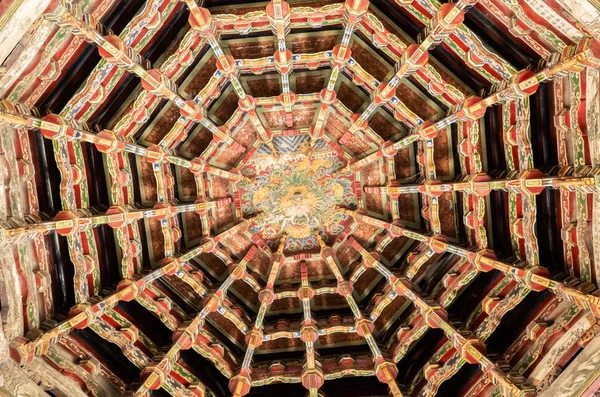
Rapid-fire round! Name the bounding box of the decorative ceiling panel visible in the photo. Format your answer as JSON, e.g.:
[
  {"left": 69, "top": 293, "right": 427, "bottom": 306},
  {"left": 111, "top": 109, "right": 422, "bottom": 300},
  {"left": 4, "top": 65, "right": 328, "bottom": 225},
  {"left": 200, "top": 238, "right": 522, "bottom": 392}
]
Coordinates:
[{"left": 1, "top": 0, "right": 600, "bottom": 396}]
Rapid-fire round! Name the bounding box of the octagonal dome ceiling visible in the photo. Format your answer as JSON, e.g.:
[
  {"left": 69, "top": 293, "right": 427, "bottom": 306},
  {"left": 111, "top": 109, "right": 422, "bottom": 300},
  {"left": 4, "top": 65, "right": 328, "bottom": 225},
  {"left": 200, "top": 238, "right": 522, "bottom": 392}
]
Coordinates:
[{"left": 1, "top": 0, "right": 600, "bottom": 396}]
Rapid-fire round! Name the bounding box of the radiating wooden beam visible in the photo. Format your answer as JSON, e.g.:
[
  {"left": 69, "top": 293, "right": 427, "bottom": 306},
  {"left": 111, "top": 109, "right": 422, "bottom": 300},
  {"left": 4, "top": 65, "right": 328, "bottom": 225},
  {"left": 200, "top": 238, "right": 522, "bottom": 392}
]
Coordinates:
[
  {"left": 134, "top": 245, "right": 258, "bottom": 396},
  {"left": 8, "top": 236, "right": 220, "bottom": 366},
  {"left": 414, "top": 38, "right": 600, "bottom": 140},
  {"left": 0, "top": 108, "right": 241, "bottom": 182},
  {"left": 0, "top": 200, "right": 230, "bottom": 243},
  {"left": 316, "top": 234, "right": 404, "bottom": 396},
  {"left": 342, "top": 209, "right": 600, "bottom": 318},
  {"left": 229, "top": 238, "right": 285, "bottom": 396},
  {"left": 365, "top": 172, "right": 600, "bottom": 196},
  {"left": 348, "top": 236, "right": 535, "bottom": 397},
  {"left": 45, "top": 4, "right": 245, "bottom": 153},
  {"left": 310, "top": 0, "right": 368, "bottom": 141},
  {"left": 184, "top": 1, "right": 275, "bottom": 149},
  {"left": 336, "top": 39, "right": 600, "bottom": 176},
  {"left": 298, "top": 261, "right": 325, "bottom": 397},
  {"left": 338, "top": 1, "right": 472, "bottom": 145}
]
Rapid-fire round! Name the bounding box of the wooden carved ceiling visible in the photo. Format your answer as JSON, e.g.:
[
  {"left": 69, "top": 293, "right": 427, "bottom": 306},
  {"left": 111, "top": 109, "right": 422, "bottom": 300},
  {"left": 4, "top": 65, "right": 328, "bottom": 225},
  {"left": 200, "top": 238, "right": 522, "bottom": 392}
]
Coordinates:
[{"left": 1, "top": 0, "right": 600, "bottom": 396}]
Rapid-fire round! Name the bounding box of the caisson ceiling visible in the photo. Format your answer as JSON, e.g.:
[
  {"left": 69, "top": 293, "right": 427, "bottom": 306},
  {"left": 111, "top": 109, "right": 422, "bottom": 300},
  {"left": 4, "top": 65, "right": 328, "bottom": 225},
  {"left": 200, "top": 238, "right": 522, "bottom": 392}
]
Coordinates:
[{"left": 1, "top": 0, "right": 600, "bottom": 396}]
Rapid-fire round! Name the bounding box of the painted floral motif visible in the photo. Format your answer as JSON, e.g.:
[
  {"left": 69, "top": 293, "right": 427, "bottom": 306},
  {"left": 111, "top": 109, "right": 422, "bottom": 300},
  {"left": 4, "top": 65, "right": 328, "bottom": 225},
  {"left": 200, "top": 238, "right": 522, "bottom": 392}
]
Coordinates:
[{"left": 239, "top": 138, "right": 356, "bottom": 251}]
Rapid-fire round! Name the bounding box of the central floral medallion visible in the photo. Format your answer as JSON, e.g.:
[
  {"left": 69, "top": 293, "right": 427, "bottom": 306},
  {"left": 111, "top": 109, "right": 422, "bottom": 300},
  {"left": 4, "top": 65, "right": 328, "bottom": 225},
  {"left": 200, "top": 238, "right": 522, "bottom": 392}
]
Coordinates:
[{"left": 238, "top": 136, "right": 357, "bottom": 252}]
